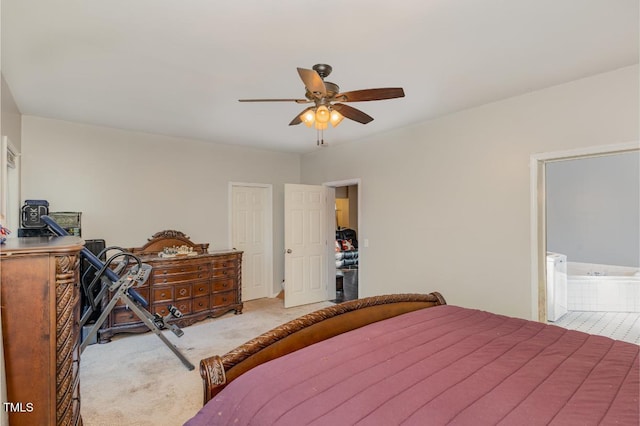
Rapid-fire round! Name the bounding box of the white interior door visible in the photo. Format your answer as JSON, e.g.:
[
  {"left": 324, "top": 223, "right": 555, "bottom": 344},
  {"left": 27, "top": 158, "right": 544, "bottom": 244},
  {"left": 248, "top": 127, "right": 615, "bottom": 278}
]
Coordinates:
[
  {"left": 231, "top": 184, "right": 272, "bottom": 301},
  {"left": 284, "top": 184, "right": 329, "bottom": 308}
]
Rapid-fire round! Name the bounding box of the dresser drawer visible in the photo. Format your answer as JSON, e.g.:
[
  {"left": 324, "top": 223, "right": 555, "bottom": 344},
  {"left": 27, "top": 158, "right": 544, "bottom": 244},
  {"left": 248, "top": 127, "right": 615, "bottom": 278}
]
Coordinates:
[
  {"left": 212, "top": 291, "right": 236, "bottom": 307},
  {"left": 113, "top": 307, "right": 140, "bottom": 325},
  {"left": 175, "top": 283, "right": 192, "bottom": 300},
  {"left": 192, "top": 295, "right": 209, "bottom": 313},
  {"left": 153, "top": 286, "right": 173, "bottom": 302},
  {"left": 211, "top": 268, "right": 236, "bottom": 279},
  {"left": 212, "top": 279, "right": 236, "bottom": 292},
  {"left": 153, "top": 261, "right": 210, "bottom": 275},
  {"left": 153, "top": 300, "right": 192, "bottom": 317},
  {"left": 212, "top": 257, "right": 237, "bottom": 269},
  {"left": 193, "top": 281, "right": 210, "bottom": 297},
  {"left": 153, "top": 270, "right": 208, "bottom": 284}
]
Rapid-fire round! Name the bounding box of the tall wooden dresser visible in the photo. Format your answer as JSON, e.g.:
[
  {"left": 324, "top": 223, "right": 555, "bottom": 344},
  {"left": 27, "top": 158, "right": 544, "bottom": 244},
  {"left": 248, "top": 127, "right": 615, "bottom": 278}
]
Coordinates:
[
  {"left": 99, "top": 230, "right": 243, "bottom": 341},
  {"left": 0, "top": 236, "right": 83, "bottom": 426}
]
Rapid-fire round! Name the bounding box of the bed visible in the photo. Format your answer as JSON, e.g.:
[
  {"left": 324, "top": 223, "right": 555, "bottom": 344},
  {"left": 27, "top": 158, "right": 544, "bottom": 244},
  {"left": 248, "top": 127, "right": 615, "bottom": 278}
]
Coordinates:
[{"left": 186, "top": 293, "right": 639, "bottom": 425}]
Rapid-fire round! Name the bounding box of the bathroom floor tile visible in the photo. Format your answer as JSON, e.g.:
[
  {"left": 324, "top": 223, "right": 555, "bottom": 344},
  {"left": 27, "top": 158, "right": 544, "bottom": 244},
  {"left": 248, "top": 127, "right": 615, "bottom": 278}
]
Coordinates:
[{"left": 551, "top": 311, "right": 640, "bottom": 345}]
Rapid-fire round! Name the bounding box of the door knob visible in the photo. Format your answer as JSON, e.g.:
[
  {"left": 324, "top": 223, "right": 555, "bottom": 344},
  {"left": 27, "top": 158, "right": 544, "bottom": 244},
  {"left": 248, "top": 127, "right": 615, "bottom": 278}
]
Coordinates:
[{"left": 286, "top": 249, "right": 292, "bottom": 254}]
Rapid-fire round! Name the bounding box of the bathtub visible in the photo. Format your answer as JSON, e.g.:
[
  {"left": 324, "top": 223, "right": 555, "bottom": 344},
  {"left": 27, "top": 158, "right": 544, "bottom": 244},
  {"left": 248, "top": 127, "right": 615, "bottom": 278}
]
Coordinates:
[{"left": 567, "top": 262, "right": 640, "bottom": 312}]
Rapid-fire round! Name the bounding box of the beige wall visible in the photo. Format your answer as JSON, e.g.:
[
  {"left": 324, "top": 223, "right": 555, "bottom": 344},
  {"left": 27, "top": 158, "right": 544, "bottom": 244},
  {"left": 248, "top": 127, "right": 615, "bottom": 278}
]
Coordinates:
[
  {"left": 15, "top": 65, "right": 640, "bottom": 318},
  {"left": 301, "top": 65, "right": 639, "bottom": 319},
  {"left": 21, "top": 116, "right": 301, "bottom": 293}
]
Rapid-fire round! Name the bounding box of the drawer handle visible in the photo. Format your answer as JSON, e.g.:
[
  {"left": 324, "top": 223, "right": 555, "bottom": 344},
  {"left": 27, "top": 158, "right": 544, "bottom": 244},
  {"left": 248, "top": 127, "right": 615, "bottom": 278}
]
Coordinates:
[
  {"left": 163, "top": 279, "right": 167, "bottom": 283},
  {"left": 198, "top": 274, "right": 202, "bottom": 278},
  {"left": 199, "top": 287, "right": 205, "bottom": 292},
  {"left": 163, "top": 271, "right": 167, "bottom": 275},
  {"left": 198, "top": 266, "right": 202, "bottom": 270},
  {"left": 198, "top": 302, "right": 204, "bottom": 307},
  {"left": 222, "top": 297, "right": 227, "bottom": 302},
  {"left": 160, "top": 292, "right": 167, "bottom": 298},
  {"left": 223, "top": 282, "right": 228, "bottom": 288},
  {"left": 223, "top": 270, "right": 228, "bottom": 276},
  {"left": 179, "top": 289, "right": 187, "bottom": 296}
]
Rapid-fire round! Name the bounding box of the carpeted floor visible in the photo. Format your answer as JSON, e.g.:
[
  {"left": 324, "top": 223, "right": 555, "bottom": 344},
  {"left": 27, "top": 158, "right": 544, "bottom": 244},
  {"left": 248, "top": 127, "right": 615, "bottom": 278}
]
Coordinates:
[{"left": 80, "top": 298, "right": 334, "bottom": 426}]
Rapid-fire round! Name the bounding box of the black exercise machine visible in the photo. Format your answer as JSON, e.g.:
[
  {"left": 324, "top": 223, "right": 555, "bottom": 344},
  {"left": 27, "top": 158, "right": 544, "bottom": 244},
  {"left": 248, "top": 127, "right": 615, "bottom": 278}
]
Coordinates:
[{"left": 42, "top": 215, "right": 195, "bottom": 370}]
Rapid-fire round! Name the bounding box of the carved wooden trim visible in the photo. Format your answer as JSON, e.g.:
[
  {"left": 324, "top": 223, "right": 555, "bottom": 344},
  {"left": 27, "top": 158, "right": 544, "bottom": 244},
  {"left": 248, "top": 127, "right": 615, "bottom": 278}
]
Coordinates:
[
  {"left": 235, "top": 255, "right": 243, "bottom": 313},
  {"left": 149, "top": 230, "right": 189, "bottom": 240},
  {"left": 200, "top": 355, "right": 226, "bottom": 386},
  {"left": 55, "top": 254, "right": 80, "bottom": 426},
  {"left": 129, "top": 230, "right": 209, "bottom": 254}
]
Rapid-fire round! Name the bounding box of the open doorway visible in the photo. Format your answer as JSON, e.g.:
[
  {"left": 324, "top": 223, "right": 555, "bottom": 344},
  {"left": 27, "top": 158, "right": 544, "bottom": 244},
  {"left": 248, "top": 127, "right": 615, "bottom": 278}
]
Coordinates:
[
  {"left": 544, "top": 151, "right": 639, "bottom": 343},
  {"left": 325, "top": 179, "right": 360, "bottom": 303},
  {"left": 530, "top": 142, "right": 639, "bottom": 337}
]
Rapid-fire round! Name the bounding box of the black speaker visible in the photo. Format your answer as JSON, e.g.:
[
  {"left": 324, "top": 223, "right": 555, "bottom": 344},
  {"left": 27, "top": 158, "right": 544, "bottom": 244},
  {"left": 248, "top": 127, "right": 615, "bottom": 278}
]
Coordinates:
[{"left": 20, "top": 200, "right": 49, "bottom": 229}]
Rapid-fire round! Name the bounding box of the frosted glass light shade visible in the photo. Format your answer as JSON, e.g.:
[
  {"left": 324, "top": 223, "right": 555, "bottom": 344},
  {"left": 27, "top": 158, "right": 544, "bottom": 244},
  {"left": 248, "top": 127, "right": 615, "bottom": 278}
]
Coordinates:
[
  {"left": 301, "top": 110, "right": 315, "bottom": 127},
  {"left": 315, "top": 105, "right": 330, "bottom": 124},
  {"left": 330, "top": 110, "right": 344, "bottom": 127}
]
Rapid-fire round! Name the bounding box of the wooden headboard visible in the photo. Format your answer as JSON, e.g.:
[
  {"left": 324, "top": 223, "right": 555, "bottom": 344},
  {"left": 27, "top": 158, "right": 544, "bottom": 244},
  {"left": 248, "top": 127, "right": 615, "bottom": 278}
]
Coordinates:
[{"left": 127, "top": 230, "right": 209, "bottom": 255}]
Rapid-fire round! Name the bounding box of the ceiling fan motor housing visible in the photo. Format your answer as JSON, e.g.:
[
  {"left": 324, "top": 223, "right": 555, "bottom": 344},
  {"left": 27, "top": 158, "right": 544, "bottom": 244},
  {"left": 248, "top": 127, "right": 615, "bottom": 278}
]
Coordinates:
[{"left": 312, "top": 64, "right": 332, "bottom": 78}]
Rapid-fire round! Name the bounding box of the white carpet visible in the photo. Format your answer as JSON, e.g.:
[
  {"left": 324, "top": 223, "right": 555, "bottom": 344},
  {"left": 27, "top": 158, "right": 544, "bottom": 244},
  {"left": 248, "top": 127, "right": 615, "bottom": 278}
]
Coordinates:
[{"left": 80, "top": 298, "right": 334, "bottom": 426}]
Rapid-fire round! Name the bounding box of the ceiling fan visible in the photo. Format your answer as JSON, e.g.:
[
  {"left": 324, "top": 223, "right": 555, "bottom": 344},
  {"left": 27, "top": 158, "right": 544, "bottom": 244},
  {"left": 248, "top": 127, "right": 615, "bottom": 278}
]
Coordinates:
[{"left": 239, "top": 64, "right": 405, "bottom": 145}]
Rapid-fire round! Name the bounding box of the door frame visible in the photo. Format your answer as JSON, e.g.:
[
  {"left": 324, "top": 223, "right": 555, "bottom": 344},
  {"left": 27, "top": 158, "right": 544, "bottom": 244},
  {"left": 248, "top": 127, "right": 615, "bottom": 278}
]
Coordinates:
[
  {"left": 1, "top": 136, "right": 20, "bottom": 230},
  {"left": 324, "top": 178, "right": 362, "bottom": 299},
  {"left": 228, "top": 182, "right": 274, "bottom": 298},
  {"left": 529, "top": 141, "right": 639, "bottom": 321}
]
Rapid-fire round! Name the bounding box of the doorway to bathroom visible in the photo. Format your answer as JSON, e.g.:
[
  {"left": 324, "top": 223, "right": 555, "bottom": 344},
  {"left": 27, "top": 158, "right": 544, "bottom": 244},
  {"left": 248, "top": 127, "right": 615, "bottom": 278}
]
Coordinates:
[{"left": 531, "top": 142, "right": 640, "bottom": 344}]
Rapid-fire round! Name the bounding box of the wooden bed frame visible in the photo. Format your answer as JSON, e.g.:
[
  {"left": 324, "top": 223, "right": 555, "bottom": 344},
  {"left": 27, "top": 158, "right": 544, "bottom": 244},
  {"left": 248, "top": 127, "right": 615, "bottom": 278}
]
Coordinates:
[{"left": 199, "top": 292, "right": 446, "bottom": 404}]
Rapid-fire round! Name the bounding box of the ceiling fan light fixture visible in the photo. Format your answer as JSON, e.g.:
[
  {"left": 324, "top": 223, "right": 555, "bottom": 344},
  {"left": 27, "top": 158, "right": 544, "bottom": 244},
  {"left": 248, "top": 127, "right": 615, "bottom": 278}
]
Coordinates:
[
  {"left": 330, "top": 110, "right": 344, "bottom": 127},
  {"left": 314, "top": 121, "right": 328, "bottom": 130},
  {"left": 301, "top": 110, "right": 315, "bottom": 127},
  {"left": 239, "top": 64, "right": 405, "bottom": 143},
  {"left": 315, "top": 105, "right": 330, "bottom": 124}
]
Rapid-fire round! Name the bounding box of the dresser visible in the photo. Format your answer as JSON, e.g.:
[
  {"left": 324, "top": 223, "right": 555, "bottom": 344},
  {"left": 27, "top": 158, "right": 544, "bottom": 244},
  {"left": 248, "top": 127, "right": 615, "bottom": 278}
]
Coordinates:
[
  {"left": 99, "top": 230, "right": 243, "bottom": 341},
  {"left": 0, "top": 236, "right": 84, "bottom": 426}
]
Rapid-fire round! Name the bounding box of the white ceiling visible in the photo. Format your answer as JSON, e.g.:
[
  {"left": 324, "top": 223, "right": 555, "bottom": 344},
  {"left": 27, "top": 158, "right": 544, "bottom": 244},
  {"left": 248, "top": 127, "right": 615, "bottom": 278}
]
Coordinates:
[{"left": 2, "top": 0, "right": 638, "bottom": 153}]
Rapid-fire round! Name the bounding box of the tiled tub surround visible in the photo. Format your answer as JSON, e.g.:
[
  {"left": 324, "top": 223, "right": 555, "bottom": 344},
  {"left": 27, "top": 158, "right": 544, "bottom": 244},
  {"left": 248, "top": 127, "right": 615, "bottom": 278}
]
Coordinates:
[{"left": 567, "top": 262, "right": 640, "bottom": 312}]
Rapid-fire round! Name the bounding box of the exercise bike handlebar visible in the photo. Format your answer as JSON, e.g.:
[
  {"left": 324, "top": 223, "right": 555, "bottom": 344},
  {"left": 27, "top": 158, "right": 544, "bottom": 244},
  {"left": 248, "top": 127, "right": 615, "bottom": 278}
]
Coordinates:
[{"left": 41, "top": 215, "right": 148, "bottom": 307}]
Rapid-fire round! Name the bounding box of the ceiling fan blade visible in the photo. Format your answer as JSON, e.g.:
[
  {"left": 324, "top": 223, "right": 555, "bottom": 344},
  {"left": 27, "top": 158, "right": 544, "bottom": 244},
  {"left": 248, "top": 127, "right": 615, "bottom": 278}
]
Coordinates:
[
  {"left": 336, "top": 88, "right": 405, "bottom": 102},
  {"left": 332, "top": 103, "right": 374, "bottom": 124},
  {"left": 239, "top": 98, "right": 309, "bottom": 103},
  {"left": 297, "top": 68, "right": 326, "bottom": 97},
  {"left": 289, "top": 107, "right": 314, "bottom": 126}
]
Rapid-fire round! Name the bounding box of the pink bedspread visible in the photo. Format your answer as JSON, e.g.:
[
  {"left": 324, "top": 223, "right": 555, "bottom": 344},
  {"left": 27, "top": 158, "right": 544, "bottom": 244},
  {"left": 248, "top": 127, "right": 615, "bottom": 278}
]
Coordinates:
[{"left": 185, "top": 305, "right": 639, "bottom": 425}]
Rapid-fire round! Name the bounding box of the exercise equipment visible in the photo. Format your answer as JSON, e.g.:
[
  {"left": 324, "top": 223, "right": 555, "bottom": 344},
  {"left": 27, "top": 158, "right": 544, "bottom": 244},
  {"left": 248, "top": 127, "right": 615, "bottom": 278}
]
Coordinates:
[{"left": 41, "top": 215, "right": 195, "bottom": 370}]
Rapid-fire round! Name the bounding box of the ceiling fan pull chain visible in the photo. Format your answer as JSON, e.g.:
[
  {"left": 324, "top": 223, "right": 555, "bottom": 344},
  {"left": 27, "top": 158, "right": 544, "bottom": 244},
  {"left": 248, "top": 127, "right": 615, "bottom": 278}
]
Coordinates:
[{"left": 317, "top": 129, "right": 326, "bottom": 146}]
